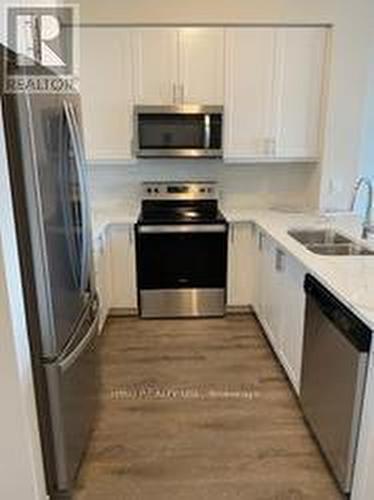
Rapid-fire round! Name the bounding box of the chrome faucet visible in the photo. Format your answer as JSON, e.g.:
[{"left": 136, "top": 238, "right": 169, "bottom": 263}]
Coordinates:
[{"left": 350, "top": 177, "right": 374, "bottom": 239}]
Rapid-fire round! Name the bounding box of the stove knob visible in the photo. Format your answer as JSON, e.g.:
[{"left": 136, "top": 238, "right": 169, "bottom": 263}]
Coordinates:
[
  {"left": 147, "top": 188, "right": 152, "bottom": 194},
  {"left": 200, "top": 188, "right": 206, "bottom": 193},
  {"left": 155, "top": 188, "right": 159, "bottom": 194}
]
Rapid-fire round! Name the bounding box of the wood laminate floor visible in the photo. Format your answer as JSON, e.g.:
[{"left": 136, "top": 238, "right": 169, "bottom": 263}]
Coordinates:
[{"left": 74, "top": 315, "right": 343, "bottom": 500}]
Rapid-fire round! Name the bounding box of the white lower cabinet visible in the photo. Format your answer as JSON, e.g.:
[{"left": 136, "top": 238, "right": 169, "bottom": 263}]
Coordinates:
[
  {"left": 93, "top": 231, "right": 111, "bottom": 332},
  {"left": 259, "top": 235, "right": 283, "bottom": 352},
  {"left": 278, "top": 253, "right": 307, "bottom": 393},
  {"left": 227, "top": 223, "right": 254, "bottom": 308},
  {"left": 254, "top": 228, "right": 307, "bottom": 393},
  {"left": 108, "top": 225, "right": 137, "bottom": 311}
]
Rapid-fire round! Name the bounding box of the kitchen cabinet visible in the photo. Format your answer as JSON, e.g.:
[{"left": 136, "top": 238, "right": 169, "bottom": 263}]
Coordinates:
[
  {"left": 254, "top": 228, "right": 307, "bottom": 393},
  {"left": 256, "top": 231, "right": 282, "bottom": 351},
  {"left": 225, "top": 28, "right": 277, "bottom": 161},
  {"left": 251, "top": 225, "right": 262, "bottom": 315},
  {"left": 132, "top": 28, "right": 179, "bottom": 105},
  {"left": 224, "top": 27, "right": 327, "bottom": 162},
  {"left": 80, "top": 28, "right": 134, "bottom": 161},
  {"left": 274, "top": 28, "right": 327, "bottom": 159},
  {"left": 132, "top": 28, "right": 224, "bottom": 105},
  {"left": 179, "top": 28, "right": 224, "bottom": 104},
  {"left": 227, "top": 223, "right": 253, "bottom": 308},
  {"left": 278, "top": 252, "right": 307, "bottom": 392},
  {"left": 108, "top": 225, "right": 137, "bottom": 311},
  {"left": 93, "top": 231, "right": 111, "bottom": 332}
]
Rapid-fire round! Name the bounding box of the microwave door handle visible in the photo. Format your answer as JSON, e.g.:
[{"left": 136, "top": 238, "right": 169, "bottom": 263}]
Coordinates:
[
  {"left": 204, "top": 114, "right": 211, "bottom": 150},
  {"left": 63, "top": 101, "right": 90, "bottom": 295}
]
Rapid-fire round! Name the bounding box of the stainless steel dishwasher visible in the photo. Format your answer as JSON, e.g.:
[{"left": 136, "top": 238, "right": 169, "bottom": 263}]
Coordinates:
[{"left": 300, "top": 275, "right": 372, "bottom": 494}]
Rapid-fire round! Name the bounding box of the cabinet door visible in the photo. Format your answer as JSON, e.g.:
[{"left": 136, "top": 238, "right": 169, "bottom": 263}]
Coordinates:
[
  {"left": 132, "top": 28, "right": 179, "bottom": 105},
  {"left": 252, "top": 226, "right": 262, "bottom": 315},
  {"left": 224, "top": 28, "right": 276, "bottom": 161},
  {"left": 274, "top": 28, "right": 327, "bottom": 160},
  {"left": 259, "top": 234, "right": 280, "bottom": 351},
  {"left": 80, "top": 28, "right": 134, "bottom": 161},
  {"left": 109, "top": 225, "right": 137, "bottom": 310},
  {"left": 227, "top": 223, "right": 253, "bottom": 307},
  {"left": 279, "top": 254, "right": 306, "bottom": 393},
  {"left": 179, "top": 28, "right": 224, "bottom": 105},
  {"left": 93, "top": 233, "right": 108, "bottom": 332}
]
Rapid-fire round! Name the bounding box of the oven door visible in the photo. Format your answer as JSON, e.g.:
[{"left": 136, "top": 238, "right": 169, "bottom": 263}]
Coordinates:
[
  {"left": 135, "top": 106, "right": 223, "bottom": 159},
  {"left": 136, "top": 224, "right": 228, "bottom": 318}
]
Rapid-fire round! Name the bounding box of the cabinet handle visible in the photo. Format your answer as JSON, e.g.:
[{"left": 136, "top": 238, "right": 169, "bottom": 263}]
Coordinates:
[
  {"left": 272, "top": 138, "right": 277, "bottom": 157},
  {"left": 181, "top": 84, "right": 185, "bottom": 104},
  {"left": 172, "top": 83, "right": 176, "bottom": 104},
  {"left": 275, "top": 249, "right": 285, "bottom": 272},
  {"left": 231, "top": 225, "right": 235, "bottom": 244},
  {"left": 100, "top": 235, "right": 104, "bottom": 255},
  {"left": 264, "top": 138, "right": 269, "bottom": 156},
  {"left": 128, "top": 226, "right": 133, "bottom": 246},
  {"left": 258, "top": 232, "right": 263, "bottom": 252},
  {"left": 264, "top": 138, "right": 277, "bottom": 157}
]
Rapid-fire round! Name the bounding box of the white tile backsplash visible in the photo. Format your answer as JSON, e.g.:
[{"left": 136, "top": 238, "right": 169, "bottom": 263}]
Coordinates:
[{"left": 88, "top": 160, "right": 318, "bottom": 214}]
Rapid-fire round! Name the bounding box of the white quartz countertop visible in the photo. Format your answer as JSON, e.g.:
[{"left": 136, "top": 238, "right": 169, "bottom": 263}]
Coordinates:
[
  {"left": 225, "top": 208, "right": 374, "bottom": 329},
  {"left": 92, "top": 205, "right": 374, "bottom": 330},
  {"left": 92, "top": 208, "right": 139, "bottom": 239}
]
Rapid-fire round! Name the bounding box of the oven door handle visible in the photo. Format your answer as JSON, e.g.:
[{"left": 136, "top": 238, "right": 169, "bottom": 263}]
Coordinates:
[
  {"left": 204, "top": 114, "right": 211, "bottom": 149},
  {"left": 137, "top": 224, "right": 227, "bottom": 234}
]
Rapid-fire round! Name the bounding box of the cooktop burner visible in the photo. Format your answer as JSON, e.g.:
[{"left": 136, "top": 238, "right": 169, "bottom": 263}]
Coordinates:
[{"left": 138, "top": 182, "right": 227, "bottom": 225}]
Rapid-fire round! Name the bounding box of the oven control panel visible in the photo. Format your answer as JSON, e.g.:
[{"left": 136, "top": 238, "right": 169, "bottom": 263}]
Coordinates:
[{"left": 142, "top": 182, "right": 218, "bottom": 201}]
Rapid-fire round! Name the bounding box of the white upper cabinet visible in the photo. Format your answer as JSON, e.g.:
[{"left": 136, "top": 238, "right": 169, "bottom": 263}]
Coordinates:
[
  {"left": 225, "top": 28, "right": 276, "bottom": 161},
  {"left": 79, "top": 25, "right": 327, "bottom": 163},
  {"left": 80, "top": 28, "right": 134, "bottom": 161},
  {"left": 224, "top": 27, "right": 328, "bottom": 162},
  {"left": 132, "top": 28, "right": 179, "bottom": 105},
  {"left": 179, "top": 28, "right": 224, "bottom": 104},
  {"left": 132, "top": 28, "right": 224, "bottom": 105},
  {"left": 274, "top": 28, "right": 327, "bottom": 160}
]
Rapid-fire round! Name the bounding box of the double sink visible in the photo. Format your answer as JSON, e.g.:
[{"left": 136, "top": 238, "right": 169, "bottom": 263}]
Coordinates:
[{"left": 288, "top": 229, "right": 374, "bottom": 256}]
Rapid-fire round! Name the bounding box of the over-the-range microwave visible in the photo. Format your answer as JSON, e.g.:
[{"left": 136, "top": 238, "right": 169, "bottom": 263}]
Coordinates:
[{"left": 134, "top": 105, "right": 223, "bottom": 159}]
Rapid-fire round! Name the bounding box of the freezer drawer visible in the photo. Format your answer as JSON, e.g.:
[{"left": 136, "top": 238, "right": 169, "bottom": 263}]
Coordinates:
[{"left": 45, "top": 308, "right": 100, "bottom": 492}]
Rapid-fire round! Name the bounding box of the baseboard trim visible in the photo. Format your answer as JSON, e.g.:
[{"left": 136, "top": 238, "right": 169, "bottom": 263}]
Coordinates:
[
  {"left": 226, "top": 305, "right": 253, "bottom": 315},
  {"left": 109, "top": 308, "right": 139, "bottom": 317},
  {"left": 109, "top": 306, "right": 253, "bottom": 317}
]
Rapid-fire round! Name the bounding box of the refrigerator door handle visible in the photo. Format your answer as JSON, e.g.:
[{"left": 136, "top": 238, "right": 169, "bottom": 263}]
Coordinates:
[
  {"left": 69, "top": 103, "right": 93, "bottom": 296},
  {"left": 58, "top": 128, "right": 81, "bottom": 290},
  {"left": 63, "top": 101, "right": 90, "bottom": 295},
  {"left": 58, "top": 307, "right": 99, "bottom": 374}
]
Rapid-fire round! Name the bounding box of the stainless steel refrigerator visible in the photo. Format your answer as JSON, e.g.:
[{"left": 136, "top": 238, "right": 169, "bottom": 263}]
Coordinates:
[{"left": 1, "top": 46, "right": 100, "bottom": 499}]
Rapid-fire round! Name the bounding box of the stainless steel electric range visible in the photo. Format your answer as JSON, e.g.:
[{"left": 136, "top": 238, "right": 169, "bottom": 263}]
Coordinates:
[{"left": 135, "top": 182, "right": 228, "bottom": 319}]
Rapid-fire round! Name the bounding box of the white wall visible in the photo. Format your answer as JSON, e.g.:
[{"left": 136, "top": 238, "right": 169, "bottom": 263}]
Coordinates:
[
  {"left": 360, "top": 58, "right": 374, "bottom": 181},
  {"left": 75, "top": 0, "right": 374, "bottom": 213}
]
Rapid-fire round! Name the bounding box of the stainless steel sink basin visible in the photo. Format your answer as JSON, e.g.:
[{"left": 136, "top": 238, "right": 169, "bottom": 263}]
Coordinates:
[
  {"left": 288, "top": 229, "right": 352, "bottom": 246},
  {"left": 307, "top": 243, "right": 374, "bottom": 256},
  {"left": 288, "top": 229, "right": 374, "bottom": 256}
]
